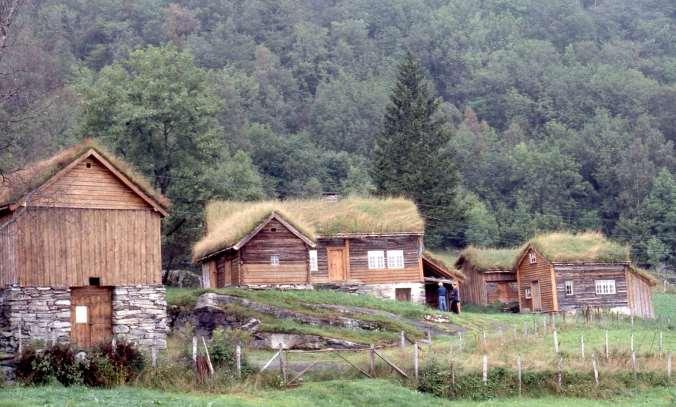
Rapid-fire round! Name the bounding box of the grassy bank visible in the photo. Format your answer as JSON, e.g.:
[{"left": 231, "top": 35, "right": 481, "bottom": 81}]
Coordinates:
[{"left": 0, "top": 379, "right": 673, "bottom": 407}]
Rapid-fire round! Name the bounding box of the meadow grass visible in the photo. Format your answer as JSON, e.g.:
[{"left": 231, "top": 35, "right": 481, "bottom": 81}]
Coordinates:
[{"left": 0, "top": 379, "right": 673, "bottom": 407}]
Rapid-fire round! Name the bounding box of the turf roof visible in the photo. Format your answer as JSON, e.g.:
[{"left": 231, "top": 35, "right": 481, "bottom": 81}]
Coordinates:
[
  {"left": 193, "top": 197, "right": 424, "bottom": 261},
  {"left": 455, "top": 246, "right": 519, "bottom": 271},
  {"left": 0, "top": 139, "right": 170, "bottom": 210},
  {"left": 524, "top": 231, "right": 629, "bottom": 264},
  {"left": 423, "top": 250, "right": 465, "bottom": 281}
]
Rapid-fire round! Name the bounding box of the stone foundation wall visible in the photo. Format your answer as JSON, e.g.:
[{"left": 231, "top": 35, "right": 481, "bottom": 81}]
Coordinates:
[
  {"left": 355, "top": 283, "right": 426, "bottom": 304},
  {"left": 112, "top": 285, "right": 168, "bottom": 349},
  {"left": 0, "top": 286, "right": 71, "bottom": 354}
]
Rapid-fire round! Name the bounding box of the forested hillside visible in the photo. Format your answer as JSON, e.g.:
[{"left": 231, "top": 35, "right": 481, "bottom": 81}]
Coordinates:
[{"left": 0, "top": 0, "right": 674, "bottom": 269}]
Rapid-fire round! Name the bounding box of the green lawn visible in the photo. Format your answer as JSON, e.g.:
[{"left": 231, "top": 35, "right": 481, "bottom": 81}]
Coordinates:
[{"left": 0, "top": 380, "right": 673, "bottom": 407}]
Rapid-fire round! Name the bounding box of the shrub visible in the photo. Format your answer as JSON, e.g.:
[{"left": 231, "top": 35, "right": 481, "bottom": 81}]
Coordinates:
[
  {"left": 15, "top": 344, "right": 81, "bottom": 386},
  {"left": 79, "top": 352, "right": 123, "bottom": 387},
  {"left": 208, "top": 328, "right": 253, "bottom": 376},
  {"left": 97, "top": 340, "right": 145, "bottom": 383},
  {"left": 417, "top": 359, "right": 448, "bottom": 397}
]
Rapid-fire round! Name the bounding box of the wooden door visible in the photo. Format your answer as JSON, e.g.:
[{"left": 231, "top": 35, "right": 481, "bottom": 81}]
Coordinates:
[
  {"left": 531, "top": 281, "right": 542, "bottom": 312},
  {"left": 395, "top": 288, "right": 411, "bottom": 302},
  {"left": 327, "top": 248, "right": 346, "bottom": 281},
  {"left": 217, "top": 260, "right": 231, "bottom": 288},
  {"left": 70, "top": 287, "right": 112, "bottom": 348}
]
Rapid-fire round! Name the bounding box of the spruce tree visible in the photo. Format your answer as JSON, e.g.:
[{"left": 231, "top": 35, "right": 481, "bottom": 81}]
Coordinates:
[{"left": 372, "top": 53, "right": 465, "bottom": 247}]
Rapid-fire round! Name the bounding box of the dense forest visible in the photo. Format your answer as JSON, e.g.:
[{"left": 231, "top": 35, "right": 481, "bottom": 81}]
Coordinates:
[{"left": 0, "top": 0, "right": 674, "bottom": 270}]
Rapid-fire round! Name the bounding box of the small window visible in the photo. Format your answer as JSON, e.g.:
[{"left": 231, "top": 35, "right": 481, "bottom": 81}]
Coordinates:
[
  {"left": 271, "top": 255, "right": 280, "bottom": 266},
  {"left": 75, "top": 306, "right": 88, "bottom": 324},
  {"left": 270, "top": 227, "right": 277, "bottom": 232},
  {"left": 309, "top": 250, "right": 318, "bottom": 272},
  {"left": 85, "top": 161, "right": 92, "bottom": 168},
  {"left": 89, "top": 277, "right": 101, "bottom": 286},
  {"left": 565, "top": 281, "right": 574, "bottom": 296},
  {"left": 528, "top": 252, "right": 537, "bottom": 264},
  {"left": 595, "top": 280, "right": 616, "bottom": 295},
  {"left": 367, "top": 251, "right": 385, "bottom": 269},
  {"left": 524, "top": 287, "right": 532, "bottom": 299},
  {"left": 386, "top": 250, "right": 405, "bottom": 269}
]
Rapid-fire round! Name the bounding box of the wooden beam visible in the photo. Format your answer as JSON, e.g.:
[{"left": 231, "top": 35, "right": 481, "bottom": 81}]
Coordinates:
[
  {"left": 373, "top": 349, "right": 408, "bottom": 378},
  {"left": 333, "top": 351, "right": 372, "bottom": 378}
]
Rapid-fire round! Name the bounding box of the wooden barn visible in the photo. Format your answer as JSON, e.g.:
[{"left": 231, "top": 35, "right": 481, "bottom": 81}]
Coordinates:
[
  {"left": 454, "top": 247, "right": 519, "bottom": 309},
  {"left": 515, "top": 232, "right": 656, "bottom": 318},
  {"left": 193, "top": 198, "right": 461, "bottom": 304},
  {"left": 0, "top": 141, "right": 170, "bottom": 353},
  {"left": 421, "top": 252, "right": 465, "bottom": 308}
]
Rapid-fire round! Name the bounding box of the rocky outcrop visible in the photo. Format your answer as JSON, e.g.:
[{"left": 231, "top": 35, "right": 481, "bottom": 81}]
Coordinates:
[
  {"left": 250, "top": 333, "right": 364, "bottom": 350},
  {"left": 162, "top": 269, "right": 202, "bottom": 288}
]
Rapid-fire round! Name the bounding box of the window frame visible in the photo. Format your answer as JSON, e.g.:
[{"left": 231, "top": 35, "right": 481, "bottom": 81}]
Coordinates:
[
  {"left": 564, "top": 280, "right": 574, "bottom": 296},
  {"left": 270, "top": 255, "right": 280, "bottom": 266},
  {"left": 367, "top": 250, "right": 385, "bottom": 269},
  {"left": 528, "top": 252, "right": 537, "bottom": 264},
  {"left": 386, "top": 249, "right": 405, "bottom": 269},
  {"left": 595, "top": 280, "right": 616, "bottom": 295},
  {"left": 524, "top": 287, "right": 532, "bottom": 299},
  {"left": 309, "top": 250, "right": 318, "bottom": 272}
]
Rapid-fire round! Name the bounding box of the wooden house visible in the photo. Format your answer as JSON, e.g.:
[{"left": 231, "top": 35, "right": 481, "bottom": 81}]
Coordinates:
[
  {"left": 515, "top": 232, "right": 656, "bottom": 318},
  {"left": 0, "top": 141, "right": 170, "bottom": 353},
  {"left": 455, "top": 247, "right": 519, "bottom": 308},
  {"left": 193, "top": 198, "right": 462, "bottom": 304}
]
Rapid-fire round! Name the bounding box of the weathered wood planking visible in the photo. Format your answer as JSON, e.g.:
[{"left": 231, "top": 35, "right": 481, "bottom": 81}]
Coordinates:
[
  {"left": 14, "top": 207, "right": 161, "bottom": 287},
  {"left": 31, "top": 158, "right": 150, "bottom": 210},
  {"left": 626, "top": 271, "right": 654, "bottom": 319},
  {"left": 516, "top": 248, "right": 557, "bottom": 312},
  {"left": 554, "top": 264, "right": 629, "bottom": 311},
  {"left": 0, "top": 212, "right": 17, "bottom": 286}
]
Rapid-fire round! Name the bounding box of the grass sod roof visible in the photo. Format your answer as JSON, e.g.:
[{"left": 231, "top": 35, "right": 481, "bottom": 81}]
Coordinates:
[
  {"left": 0, "top": 139, "right": 170, "bottom": 209},
  {"left": 193, "top": 197, "right": 425, "bottom": 261},
  {"left": 422, "top": 250, "right": 465, "bottom": 281},
  {"left": 455, "top": 246, "right": 520, "bottom": 272},
  {"left": 524, "top": 231, "right": 629, "bottom": 265}
]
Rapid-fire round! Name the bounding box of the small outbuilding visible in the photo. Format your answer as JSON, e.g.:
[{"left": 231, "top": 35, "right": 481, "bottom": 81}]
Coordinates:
[
  {"left": 455, "top": 247, "right": 519, "bottom": 308},
  {"left": 514, "top": 232, "right": 656, "bottom": 318},
  {"left": 0, "top": 141, "right": 170, "bottom": 353},
  {"left": 421, "top": 252, "right": 465, "bottom": 309},
  {"left": 193, "top": 198, "right": 455, "bottom": 304}
]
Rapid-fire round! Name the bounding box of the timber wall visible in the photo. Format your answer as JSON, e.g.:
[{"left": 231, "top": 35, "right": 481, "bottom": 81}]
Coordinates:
[
  {"left": 626, "top": 271, "right": 654, "bottom": 319},
  {"left": 554, "top": 263, "right": 629, "bottom": 312},
  {"left": 516, "top": 248, "right": 557, "bottom": 313}
]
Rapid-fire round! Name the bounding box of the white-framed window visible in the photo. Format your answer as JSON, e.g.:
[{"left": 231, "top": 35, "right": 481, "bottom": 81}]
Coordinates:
[
  {"left": 367, "top": 250, "right": 385, "bottom": 269},
  {"left": 524, "top": 287, "right": 532, "bottom": 299},
  {"left": 75, "top": 305, "right": 88, "bottom": 324},
  {"left": 386, "top": 250, "right": 405, "bottom": 269},
  {"left": 309, "top": 250, "right": 318, "bottom": 272},
  {"left": 565, "top": 281, "right": 574, "bottom": 296},
  {"left": 595, "top": 280, "right": 616, "bottom": 295},
  {"left": 271, "top": 255, "right": 280, "bottom": 266},
  {"left": 528, "top": 252, "right": 537, "bottom": 264}
]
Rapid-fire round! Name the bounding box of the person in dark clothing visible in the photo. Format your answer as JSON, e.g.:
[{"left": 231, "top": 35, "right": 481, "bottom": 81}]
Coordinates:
[
  {"left": 450, "top": 283, "right": 461, "bottom": 314},
  {"left": 437, "top": 282, "right": 448, "bottom": 311}
]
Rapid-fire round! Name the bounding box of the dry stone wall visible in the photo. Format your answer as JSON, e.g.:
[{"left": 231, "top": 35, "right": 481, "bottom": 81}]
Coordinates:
[{"left": 112, "top": 285, "right": 168, "bottom": 349}]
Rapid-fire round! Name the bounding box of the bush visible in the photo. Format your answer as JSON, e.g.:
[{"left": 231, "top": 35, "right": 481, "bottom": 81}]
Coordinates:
[
  {"left": 208, "top": 328, "right": 253, "bottom": 376},
  {"left": 15, "top": 344, "right": 81, "bottom": 386},
  {"left": 417, "top": 359, "right": 448, "bottom": 397},
  {"left": 97, "top": 341, "right": 145, "bottom": 383}
]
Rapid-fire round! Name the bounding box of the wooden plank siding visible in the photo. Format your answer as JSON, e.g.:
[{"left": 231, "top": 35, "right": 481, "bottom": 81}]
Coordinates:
[
  {"left": 31, "top": 158, "right": 150, "bottom": 211},
  {"left": 458, "top": 263, "right": 486, "bottom": 305},
  {"left": 238, "top": 218, "right": 310, "bottom": 285},
  {"left": 344, "top": 235, "right": 422, "bottom": 284},
  {"left": 626, "top": 271, "right": 654, "bottom": 319},
  {"left": 0, "top": 212, "right": 17, "bottom": 286},
  {"left": 554, "top": 264, "right": 629, "bottom": 312},
  {"left": 516, "top": 248, "right": 558, "bottom": 313},
  {"left": 14, "top": 207, "right": 161, "bottom": 287},
  {"left": 459, "top": 262, "right": 517, "bottom": 306}
]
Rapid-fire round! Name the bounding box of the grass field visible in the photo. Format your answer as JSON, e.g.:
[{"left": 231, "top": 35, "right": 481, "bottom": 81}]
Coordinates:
[{"left": 0, "top": 379, "right": 673, "bottom": 407}]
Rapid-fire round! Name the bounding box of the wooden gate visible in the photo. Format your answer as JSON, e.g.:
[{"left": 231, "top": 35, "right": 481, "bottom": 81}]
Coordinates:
[
  {"left": 327, "top": 248, "right": 347, "bottom": 281},
  {"left": 70, "top": 287, "right": 112, "bottom": 348},
  {"left": 530, "top": 281, "right": 542, "bottom": 312}
]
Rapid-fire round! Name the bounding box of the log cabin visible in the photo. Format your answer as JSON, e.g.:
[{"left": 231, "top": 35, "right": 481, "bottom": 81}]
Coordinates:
[
  {"left": 515, "top": 232, "right": 656, "bottom": 318},
  {"left": 454, "top": 247, "right": 519, "bottom": 309},
  {"left": 0, "top": 141, "right": 170, "bottom": 353},
  {"left": 193, "top": 198, "right": 462, "bottom": 304}
]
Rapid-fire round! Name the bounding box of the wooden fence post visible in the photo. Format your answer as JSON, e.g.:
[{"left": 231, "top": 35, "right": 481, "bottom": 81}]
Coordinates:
[
  {"left": 235, "top": 343, "right": 242, "bottom": 379},
  {"left": 427, "top": 329, "right": 432, "bottom": 344},
  {"left": 553, "top": 330, "right": 559, "bottom": 354},
  {"left": 400, "top": 331, "right": 406, "bottom": 349},
  {"left": 604, "top": 330, "right": 609, "bottom": 359},
  {"left": 592, "top": 353, "right": 599, "bottom": 386},
  {"left": 630, "top": 333, "right": 634, "bottom": 353},
  {"left": 659, "top": 331, "right": 663, "bottom": 357},
  {"left": 202, "top": 337, "right": 214, "bottom": 376},
  {"left": 458, "top": 332, "right": 463, "bottom": 351},
  {"left": 482, "top": 330, "right": 487, "bottom": 347},
  {"left": 192, "top": 336, "right": 197, "bottom": 368},
  {"left": 631, "top": 351, "right": 637, "bottom": 378},
  {"left": 369, "top": 344, "right": 376, "bottom": 376},
  {"left": 580, "top": 335, "right": 585, "bottom": 359},
  {"left": 667, "top": 352, "right": 672, "bottom": 380},
  {"left": 413, "top": 342, "right": 419, "bottom": 381},
  {"left": 556, "top": 357, "right": 563, "bottom": 390},
  {"left": 482, "top": 354, "right": 488, "bottom": 385},
  {"left": 279, "top": 344, "right": 287, "bottom": 385},
  {"left": 517, "top": 355, "right": 522, "bottom": 396}
]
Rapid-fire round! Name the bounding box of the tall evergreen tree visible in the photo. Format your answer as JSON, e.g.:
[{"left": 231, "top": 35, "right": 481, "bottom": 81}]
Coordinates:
[{"left": 372, "top": 53, "right": 465, "bottom": 247}]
